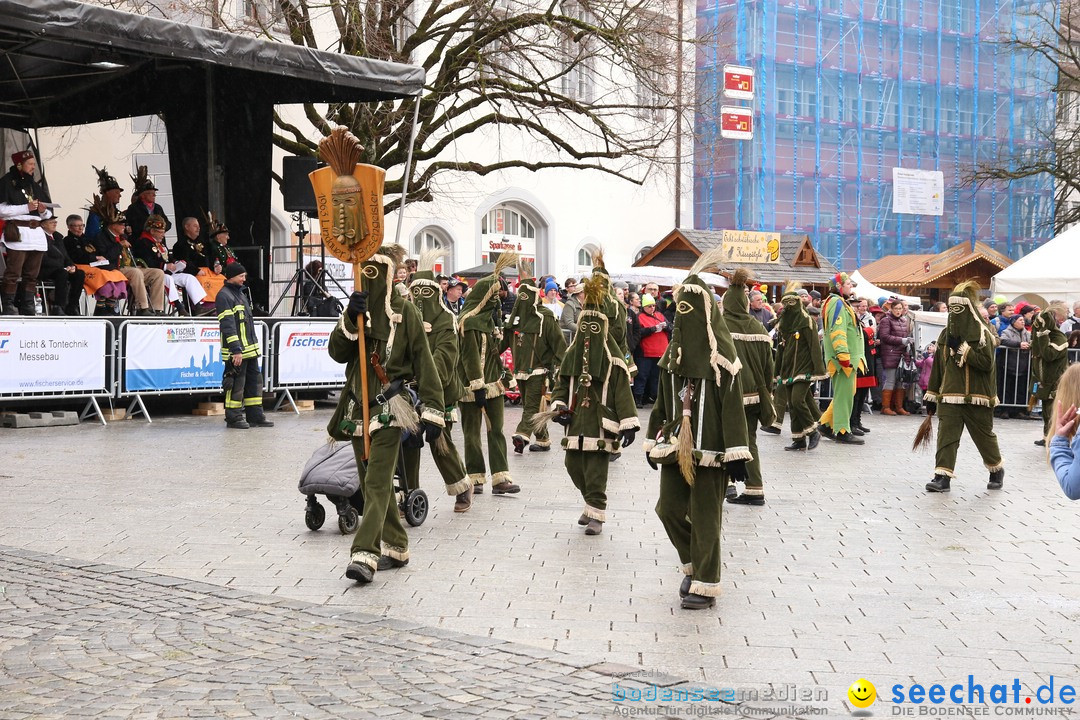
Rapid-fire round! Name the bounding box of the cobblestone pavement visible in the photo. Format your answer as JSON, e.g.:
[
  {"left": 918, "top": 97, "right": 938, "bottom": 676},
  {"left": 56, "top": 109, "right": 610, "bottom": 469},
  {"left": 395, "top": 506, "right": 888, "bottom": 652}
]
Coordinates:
[{"left": 2, "top": 403, "right": 1078, "bottom": 717}]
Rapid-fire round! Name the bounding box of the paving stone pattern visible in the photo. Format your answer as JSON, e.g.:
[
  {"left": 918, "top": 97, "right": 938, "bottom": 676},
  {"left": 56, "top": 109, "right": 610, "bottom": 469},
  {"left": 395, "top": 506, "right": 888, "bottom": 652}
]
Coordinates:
[{"left": 1, "top": 405, "right": 1078, "bottom": 716}]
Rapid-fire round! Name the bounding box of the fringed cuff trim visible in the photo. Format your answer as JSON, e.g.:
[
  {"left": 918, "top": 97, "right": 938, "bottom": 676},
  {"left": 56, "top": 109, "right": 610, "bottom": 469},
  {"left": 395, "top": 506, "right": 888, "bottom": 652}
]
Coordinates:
[
  {"left": 742, "top": 393, "right": 760, "bottom": 405},
  {"left": 696, "top": 450, "right": 726, "bottom": 467},
  {"left": 514, "top": 368, "right": 548, "bottom": 379},
  {"left": 445, "top": 407, "right": 460, "bottom": 424},
  {"left": 491, "top": 470, "right": 513, "bottom": 484},
  {"left": 531, "top": 438, "right": 552, "bottom": 448},
  {"left": 791, "top": 422, "right": 818, "bottom": 439},
  {"left": 689, "top": 580, "right": 722, "bottom": 597},
  {"left": 680, "top": 563, "right": 694, "bottom": 576},
  {"left": 743, "top": 486, "right": 765, "bottom": 496},
  {"left": 550, "top": 400, "right": 569, "bottom": 412},
  {"left": 584, "top": 504, "right": 607, "bottom": 522},
  {"left": 642, "top": 439, "right": 657, "bottom": 452},
  {"left": 336, "top": 313, "right": 359, "bottom": 341},
  {"left": 601, "top": 418, "right": 621, "bottom": 434},
  {"left": 619, "top": 417, "right": 640, "bottom": 431},
  {"left": 421, "top": 407, "right": 446, "bottom": 427},
  {"left": 466, "top": 378, "right": 486, "bottom": 392},
  {"left": 723, "top": 446, "right": 753, "bottom": 463},
  {"left": 923, "top": 391, "right": 940, "bottom": 403},
  {"left": 468, "top": 473, "right": 487, "bottom": 486},
  {"left": 934, "top": 466, "right": 956, "bottom": 478},
  {"left": 512, "top": 433, "right": 530, "bottom": 443},
  {"left": 730, "top": 332, "right": 772, "bottom": 342},
  {"left": 985, "top": 461, "right": 1004, "bottom": 472},
  {"left": 381, "top": 543, "right": 409, "bottom": 562},
  {"left": 939, "top": 394, "right": 996, "bottom": 407},
  {"left": 445, "top": 478, "right": 472, "bottom": 495},
  {"left": 350, "top": 551, "right": 378, "bottom": 570},
  {"left": 956, "top": 341, "right": 971, "bottom": 368},
  {"left": 649, "top": 441, "right": 677, "bottom": 459},
  {"left": 563, "top": 435, "right": 623, "bottom": 453},
  {"left": 627, "top": 362, "right": 639, "bottom": 376}
]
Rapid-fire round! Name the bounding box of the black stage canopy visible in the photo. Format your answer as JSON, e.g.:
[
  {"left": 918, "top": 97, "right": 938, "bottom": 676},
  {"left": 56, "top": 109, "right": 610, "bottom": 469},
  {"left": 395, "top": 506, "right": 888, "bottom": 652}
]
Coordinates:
[{"left": 0, "top": 0, "right": 424, "bottom": 303}]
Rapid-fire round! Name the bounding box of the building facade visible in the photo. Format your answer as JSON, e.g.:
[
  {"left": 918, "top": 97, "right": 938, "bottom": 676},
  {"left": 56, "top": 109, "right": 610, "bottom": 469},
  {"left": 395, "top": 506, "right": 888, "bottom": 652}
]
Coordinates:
[{"left": 694, "top": 0, "right": 1057, "bottom": 270}]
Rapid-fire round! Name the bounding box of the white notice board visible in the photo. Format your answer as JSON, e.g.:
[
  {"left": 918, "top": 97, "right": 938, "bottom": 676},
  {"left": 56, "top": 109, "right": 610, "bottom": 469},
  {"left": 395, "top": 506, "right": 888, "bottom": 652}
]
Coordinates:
[{"left": 892, "top": 168, "right": 944, "bottom": 216}]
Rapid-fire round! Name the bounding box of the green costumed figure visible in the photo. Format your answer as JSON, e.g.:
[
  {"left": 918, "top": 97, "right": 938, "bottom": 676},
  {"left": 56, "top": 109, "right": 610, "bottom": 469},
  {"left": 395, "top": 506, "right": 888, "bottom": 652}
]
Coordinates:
[
  {"left": 818, "top": 272, "right": 866, "bottom": 444},
  {"left": 645, "top": 249, "right": 750, "bottom": 610},
  {"left": 456, "top": 252, "right": 520, "bottom": 494},
  {"left": 774, "top": 283, "right": 826, "bottom": 451},
  {"left": 1030, "top": 303, "right": 1070, "bottom": 443},
  {"left": 722, "top": 269, "right": 775, "bottom": 506},
  {"left": 329, "top": 245, "right": 447, "bottom": 584},
  {"left": 545, "top": 273, "right": 639, "bottom": 536},
  {"left": 506, "top": 266, "right": 568, "bottom": 454},
  {"left": 403, "top": 248, "right": 474, "bottom": 512},
  {"left": 922, "top": 281, "right": 1004, "bottom": 492},
  {"left": 589, "top": 250, "right": 637, "bottom": 376}
]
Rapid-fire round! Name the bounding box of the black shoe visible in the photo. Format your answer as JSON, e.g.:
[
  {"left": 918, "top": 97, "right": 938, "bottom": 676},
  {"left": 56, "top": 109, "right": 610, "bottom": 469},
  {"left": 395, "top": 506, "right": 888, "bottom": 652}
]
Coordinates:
[
  {"left": 136, "top": 308, "right": 154, "bottom": 316},
  {"left": 761, "top": 425, "right": 782, "bottom": 435},
  {"left": 818, "top": 425, "right": 835, "bottom": 440},
  {"left": 1034, "top": 438, "right": 1046, "bottom": 447},
  {"left": 679, "top": 575, "right": 692, "bottom": 598},
  {"left": 577, "top": 513, "right": 590, "bottom": 526},
  {"left": 856, "top": 423, "right": 871, "bottom": 434},
  {"left": 512, "top": 436, "right": 527, "bottom": 454},
  {"left": 851, "top": 426, "right": 865, "bottom": 436},
  {"left": 725, "top": 484, "right": 738, "bottom": 502},
  {"left": 729, "top": 493, "right": 765, "bottom": 506},
  {"left": 346, "top": 561, "right": 374, "bottom": 584},
  {"left": 834, "top": 431, "right": 864, "bottom": 445},
  {"left": 226, "top": 419, "right": 250, "bottom": 429},
  {"left": 988, "top": 468, "right": 1004, "bottom": 490},
  {"left": 783, "top": 439, "right": 808, "bottom": 451},
  {"left": 925, "top": 474, "right": 951, "bottom": 493},
  {"left": 584, "top": 519, "right": 603, "bottom": 536},
  {"left": 528, "top": 443, "right": 550, "bottom": 452},
  {"left": 248, "top": 418, "right": 275, "bottom": 428},
  {"left": 473, "top": 483, "right": 484, "bottom": 494},
  {"left": 635, "top": 398, "right": 645, "bottom": 409},
  {"left": 807, "top": 431, "right": 821, "bottom": 450},
  {"left": 681, "top": 593, "right": 716, "bottom": 610},
  {"left": 377, "top": 555, "right": 409, "bottom": 571}
]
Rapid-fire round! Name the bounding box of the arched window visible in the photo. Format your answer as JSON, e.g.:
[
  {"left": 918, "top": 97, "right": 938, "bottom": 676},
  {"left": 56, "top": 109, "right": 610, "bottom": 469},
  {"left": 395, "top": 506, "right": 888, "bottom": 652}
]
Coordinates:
[
  {"left": 411, "top": 226, "right": 453, "bottom": 261},
  {"left": 480, "top": 205, "right": 539, "bottom": 267},
  {"left": 633, "top": 244, "right": 653, "bottom": 264},
  {"left": 575, "top": 242, "right": 599, "bottom": 272}
]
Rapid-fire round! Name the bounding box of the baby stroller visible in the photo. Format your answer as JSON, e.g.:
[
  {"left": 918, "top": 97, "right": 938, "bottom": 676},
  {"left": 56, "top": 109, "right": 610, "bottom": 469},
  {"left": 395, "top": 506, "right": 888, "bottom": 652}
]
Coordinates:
[
  {"left": 298, "top": 439, "right": 429, "bottom": 534},
  {"left": 501, "top": 348, "right": 521, "bottom": 405}
]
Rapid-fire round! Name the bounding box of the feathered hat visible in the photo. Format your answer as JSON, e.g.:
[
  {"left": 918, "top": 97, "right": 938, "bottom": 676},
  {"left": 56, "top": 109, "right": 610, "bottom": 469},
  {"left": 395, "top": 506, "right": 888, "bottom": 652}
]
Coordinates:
[
  {"left": 93, "top": 165, "right": 123, "bottom": 193},
  {"left": 131, "top": 165, "right": 157, "bottom": 200},
  {"left": 87, "top": 193, "right": 125, "bottom": 226},
  {"left": 203, "top": 210, "right": 229, "bottom": 238}
]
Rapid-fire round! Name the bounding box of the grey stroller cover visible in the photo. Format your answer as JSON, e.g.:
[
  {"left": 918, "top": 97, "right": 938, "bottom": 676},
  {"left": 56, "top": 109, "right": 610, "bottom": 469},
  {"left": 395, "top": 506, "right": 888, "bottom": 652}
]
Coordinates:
[{"left": 298, "top": 441, "right": 360, "bottom": 497}]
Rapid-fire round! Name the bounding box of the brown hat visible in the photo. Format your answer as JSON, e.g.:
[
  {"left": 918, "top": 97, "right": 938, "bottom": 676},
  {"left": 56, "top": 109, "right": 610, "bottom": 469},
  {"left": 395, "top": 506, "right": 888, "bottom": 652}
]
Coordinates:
[
  {"left": 11, "top": 149, "right": 34, "bottom": 166},
  {"left": 145, "top": 214, "right": 167, "bottom": 231}
]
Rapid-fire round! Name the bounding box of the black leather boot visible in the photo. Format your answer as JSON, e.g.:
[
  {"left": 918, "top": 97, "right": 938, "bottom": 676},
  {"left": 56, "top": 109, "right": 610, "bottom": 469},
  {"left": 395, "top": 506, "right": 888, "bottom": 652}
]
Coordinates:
[
  {"left": 925, "top": 474, "right": 951, "bottom": 493},
  {"left": 987, "top": 468, "right": 1004, "bottom": 490}
]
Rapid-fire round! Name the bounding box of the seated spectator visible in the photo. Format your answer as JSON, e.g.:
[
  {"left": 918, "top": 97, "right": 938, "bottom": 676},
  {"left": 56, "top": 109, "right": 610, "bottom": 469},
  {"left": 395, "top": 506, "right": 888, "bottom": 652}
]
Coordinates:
[
  {"left": 89, "top": 196, "right": 165, "bottom": 315},
  {"left": 125, "top": 167, "right": 171, "bottom": 241},
  {"left": 206, "top": 217, "right": 237, "bottom": 271},
  {"left": 132, "top": 214, "right": 209, "bottom": 315},
  {"left": 64, "top": 213, "right": 129, "bottom": 315},
  {"left": 85, "top": 165, "right": 126, "bottom": 241},
  {"left": 174, "top": 217, "right": 212, "bottom": 275},
  {"left": 37, "top": 216, "right": 85, "bottom": 315},
  {"left": 998, "top": 314, "right": 1031, "bottom": 413}
]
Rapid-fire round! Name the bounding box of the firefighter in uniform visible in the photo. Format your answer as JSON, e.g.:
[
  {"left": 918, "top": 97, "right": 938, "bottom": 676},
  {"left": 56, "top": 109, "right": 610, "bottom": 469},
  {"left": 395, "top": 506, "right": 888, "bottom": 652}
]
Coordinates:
[
  {"left": 216, "top": 262, "right": 273, "bottom": 429},
  {"left": 508, "top": 269, "right": 568, "bottom": 454},
  {"left": 645, "top": 250, "right": 750, "bottom": 610},
  {"left": 403, "top": 249, "right": 474, "bottom": 512},
  {"left": 548, "top": 273, "right": 638, "bottom": 536}
]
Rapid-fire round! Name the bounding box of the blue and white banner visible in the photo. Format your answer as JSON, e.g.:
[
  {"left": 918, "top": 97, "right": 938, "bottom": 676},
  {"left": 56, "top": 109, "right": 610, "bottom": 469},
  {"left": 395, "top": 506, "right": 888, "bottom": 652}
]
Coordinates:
[
  {"left": 123, "top": 321, "right": 268, "bottom": 393},
  {"left": 0, "top": 320, "right": 108, "bottom": 395},
  {"left": 274, "top": 320, "right": 345, "bottom": 387}
]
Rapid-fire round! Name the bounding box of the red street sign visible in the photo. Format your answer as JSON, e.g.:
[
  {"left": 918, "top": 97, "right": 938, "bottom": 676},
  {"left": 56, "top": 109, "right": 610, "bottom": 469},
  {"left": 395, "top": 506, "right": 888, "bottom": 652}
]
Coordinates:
[
  {"left": 723, "top": 64, "right": 754, "bottom": 100},
  {"left": 720, "top": 106, "right": 753, "bottom": 140}
]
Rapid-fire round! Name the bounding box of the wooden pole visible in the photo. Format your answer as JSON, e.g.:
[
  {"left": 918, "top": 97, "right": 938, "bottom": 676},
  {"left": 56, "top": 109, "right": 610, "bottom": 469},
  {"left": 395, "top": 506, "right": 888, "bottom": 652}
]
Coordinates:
[{"left": 353, "top": 264, "right": 372, "bottom": 460}]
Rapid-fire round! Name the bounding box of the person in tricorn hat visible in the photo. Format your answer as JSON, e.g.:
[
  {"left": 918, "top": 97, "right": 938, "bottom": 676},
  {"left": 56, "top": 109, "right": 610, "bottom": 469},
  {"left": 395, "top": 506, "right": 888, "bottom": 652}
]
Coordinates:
[
  {"left": 125, "top": 166, "right": 171, "bottom": 241},
  {"left": 1, "top": 149, "right": 53, "bottom": 315},
  {"left": 216, "top": 261, "right": 273, "bottom": 430},
  {"left": 645, "top": 249, "right": 750, "bottom": 609}
]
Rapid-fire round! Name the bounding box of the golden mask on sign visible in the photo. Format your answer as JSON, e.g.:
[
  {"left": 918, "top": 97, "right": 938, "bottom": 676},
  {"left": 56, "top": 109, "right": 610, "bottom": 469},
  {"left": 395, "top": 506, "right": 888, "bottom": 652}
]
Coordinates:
[{"left": 330, "top": 168, "right": 369, "bottom": 248}]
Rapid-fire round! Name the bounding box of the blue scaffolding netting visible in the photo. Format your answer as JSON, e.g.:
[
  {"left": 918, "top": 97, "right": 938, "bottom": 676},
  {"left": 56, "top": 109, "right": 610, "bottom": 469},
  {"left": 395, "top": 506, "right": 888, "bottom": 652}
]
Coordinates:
[{"left": 695, "top": 0, "right": 1057, "bottom": 269}]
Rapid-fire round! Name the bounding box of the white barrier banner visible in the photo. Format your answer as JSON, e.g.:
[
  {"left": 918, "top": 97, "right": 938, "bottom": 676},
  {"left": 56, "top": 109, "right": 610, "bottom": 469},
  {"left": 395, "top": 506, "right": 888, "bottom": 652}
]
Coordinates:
[
  {"left": 0, "top": 320, "right": 108, "bottom": 394},
  {"left": 124, "top": 321, "right": 268, "bottom": 393},
  {"left": 275, "top": 321, "right": 345, "bottom": 386}
]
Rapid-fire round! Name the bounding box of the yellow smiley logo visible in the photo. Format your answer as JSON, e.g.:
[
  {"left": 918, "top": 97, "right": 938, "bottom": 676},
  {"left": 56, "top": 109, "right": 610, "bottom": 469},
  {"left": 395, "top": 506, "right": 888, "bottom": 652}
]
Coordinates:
[{"left": 848, "top": 678, "right": 876, "bottom": 709}]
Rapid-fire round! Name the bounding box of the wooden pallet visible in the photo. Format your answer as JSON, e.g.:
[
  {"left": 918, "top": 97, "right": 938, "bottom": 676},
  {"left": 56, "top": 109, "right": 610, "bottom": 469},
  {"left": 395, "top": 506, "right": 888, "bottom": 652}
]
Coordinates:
[
  {"left": 279, "top": 399, "right": 316, "bottom": 412},
  {"left": 193, "top": 402, "right": 225, "bottom": 416}
]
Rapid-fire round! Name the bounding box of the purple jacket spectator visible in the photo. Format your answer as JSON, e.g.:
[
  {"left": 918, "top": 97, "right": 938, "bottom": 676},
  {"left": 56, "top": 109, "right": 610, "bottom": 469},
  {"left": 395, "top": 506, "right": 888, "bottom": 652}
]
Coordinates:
[{"left": 877, "top": 312, "right": 912, "bottom": 369}]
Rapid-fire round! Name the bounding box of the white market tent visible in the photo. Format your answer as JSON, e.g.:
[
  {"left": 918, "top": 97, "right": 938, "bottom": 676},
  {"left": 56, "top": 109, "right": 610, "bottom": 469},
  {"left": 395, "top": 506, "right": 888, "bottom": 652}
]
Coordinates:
[
  {"left": 850, "top": 270, "right": 921, "bottom": 308},
  {"left": 607, "top": 265, "right": 730, "bottom": 289},
  {"left": 991, "top": 226, "right": 1080, "bottom": 304}
]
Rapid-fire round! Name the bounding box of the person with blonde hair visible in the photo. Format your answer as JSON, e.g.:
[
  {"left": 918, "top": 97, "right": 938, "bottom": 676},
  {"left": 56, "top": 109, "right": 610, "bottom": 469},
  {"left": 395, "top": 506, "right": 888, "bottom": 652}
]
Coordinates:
[{"left": 1047, "top": 364, "right": 1080, "bottom": 499}]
